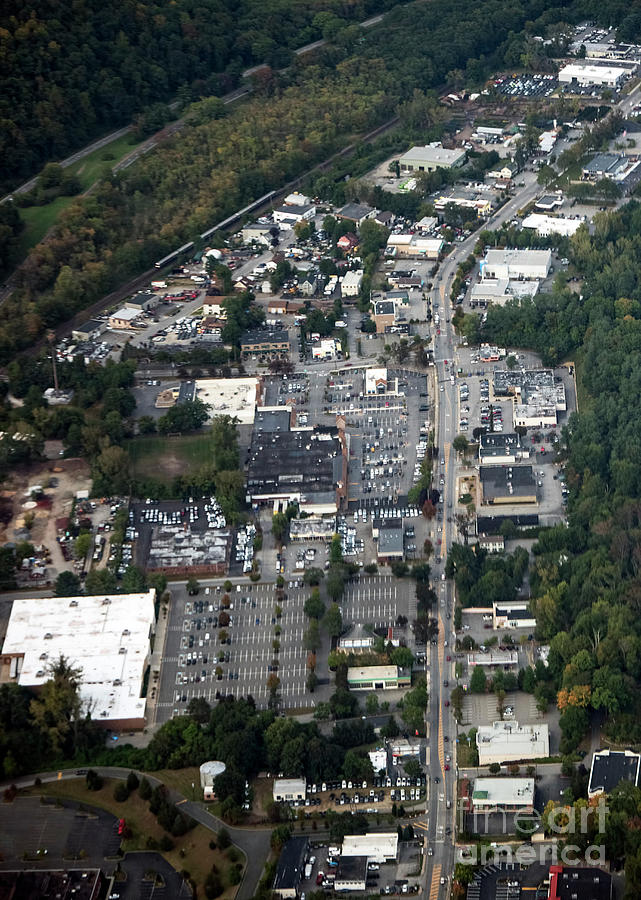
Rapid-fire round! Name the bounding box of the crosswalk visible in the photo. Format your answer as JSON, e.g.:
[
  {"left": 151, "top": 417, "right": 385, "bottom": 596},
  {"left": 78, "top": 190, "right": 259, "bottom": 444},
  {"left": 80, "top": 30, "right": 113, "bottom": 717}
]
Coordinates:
[{"left": 428, "top": 865, "right": 442, "bottom": 900}]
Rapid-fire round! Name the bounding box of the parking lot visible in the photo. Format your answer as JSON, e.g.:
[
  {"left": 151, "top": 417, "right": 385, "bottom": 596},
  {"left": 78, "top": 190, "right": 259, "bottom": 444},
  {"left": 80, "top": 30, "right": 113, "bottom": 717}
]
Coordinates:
[{"left": 492, "top": 74, "right": 557, "bottom": 97}]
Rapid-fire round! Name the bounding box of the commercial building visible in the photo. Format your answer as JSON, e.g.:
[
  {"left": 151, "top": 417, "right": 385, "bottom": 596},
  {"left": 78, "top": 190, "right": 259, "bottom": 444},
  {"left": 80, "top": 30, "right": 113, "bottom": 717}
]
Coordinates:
[
  {"left": 471, "top": 777, "right": 535, "bottom": 813},
  {"left": 480, "top": 465, "right": 537, "bottom": 505},
  {"left": 241, "top": 223, "right": 273, "bottom": 246},
  {"left": 346, "top": 665, "right": 411, "bottom": 691},
  {"left": 0, "top": 591, "right": 156, "bottom": 730},
  {"left": 341, "top": 269, "right": 364, "bottom": 297},
  {"left": 342, "top": 833, "right": 399, "bottom": 863},
  {"left": 0, "top": 870, "right": 107, "bottom": 900},
  {"left": 284, "top": 191, "right": 311, "bottom": 207},
  {"left": 493, "top": 368, "right": 566, "bottom": 429},
  {"left": 246, "top": 421, "right": 348, "bottom": 515},
  {"left": 476, "top": 720, "right": 550, "bottom": 765},
  {"left": 479, "top": 433, "right": 527, "bottom": 465},
  {"left": 72, "top": 319, "right": 103, "bottom": 342},
  {"left": 289, "top": 516, "right": 336, "bottom": 542},
  {"left": 522, "top": 213, "right": 583, "bottom": 238},
  {"left": 399, "top": 145, "right": 467, "bottom": 172},
  {"left": 368, "top": 749, "right": 388, "bottom": 772},
  {"left": 376, "top": 522, "right": 404, "bottom": 562},
  {"left": 535, "top": 194, "right": 564, "bottom": 212},
  {"left": 390, "top": 739, "right": 421, "bottom": 759},
  {"left": 493, "top": 601, "right": 536, "bottom": 630},
  {"left": 125, "top": 290, "right": 158, "bottom": 311},
  {"left": 385, "top": 233, "right": 444, "bottom": 258},
  {"left": 273, "top": 777, "right": 307, "bottom": 803},
  {"left": 559, "top": 62, "right": 629, "bottom": 87},
  {"left": 433, "top": 191, "right": 492, "bottom": 217},
  {"left": 548, "top": 865, "right": 612, "bottom": 900},
  {"left": 480, "top": 249, "right": 552, "bottom": 281},
  {"left": 273, "top": 836, "right": 309, "bottom": 899},
  {"left": 588, "top": 749, "right": 641, "bottom": 798},
  {"left": 311, "top": 338, "right": 341, "bottom": 360},
  {"left": 372, "top": 298, "right": 396, "bottom": 334},
  {"left": 203, "top": 300, "right": 227, "bottom": 317},
  {"left": 471, "top": 277, "right": 539, "bottom": 306},
  {"left": 199, "top": 760, "right": 226, "bottom": 801},
  {"left": 240, "top": 329, "right": 290, "bottom": 357},
  {"left": 273, "top": 203, "right": 316, "bottom": 225},
  {"left": 467, "top": 649, "right": 519, "bottom": 669},
  {"left": 365, "top": 367, "right": 390, "bottom": 395},
  {"left": 582, "top": 152, "right": 629, "bottom": 180},
  {"left": 335, "top": 857, "right": 368, "bottom": 892},
  {"left": 108, "top": 306, "right": 140, "bottom": 329}
]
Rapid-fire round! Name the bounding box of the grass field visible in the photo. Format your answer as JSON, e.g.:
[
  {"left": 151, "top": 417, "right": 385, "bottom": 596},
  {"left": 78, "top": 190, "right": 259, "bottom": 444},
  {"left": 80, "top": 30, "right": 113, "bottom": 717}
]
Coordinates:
[
  {"left": 14, "top": 133, "right": 142, "bottom": 262},
  {"left": 126, "top": 433, "right": 213, "bottom": 481},
  {"left": 26, "top": 776, "right": 241, "bottom": 897}
]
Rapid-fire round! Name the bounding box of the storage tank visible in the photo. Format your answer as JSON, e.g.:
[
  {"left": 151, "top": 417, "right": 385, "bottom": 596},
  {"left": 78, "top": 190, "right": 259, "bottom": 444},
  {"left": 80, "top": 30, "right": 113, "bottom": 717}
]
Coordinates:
[{"left": 199, "top": 760, "right": 226, "bottom": 800}]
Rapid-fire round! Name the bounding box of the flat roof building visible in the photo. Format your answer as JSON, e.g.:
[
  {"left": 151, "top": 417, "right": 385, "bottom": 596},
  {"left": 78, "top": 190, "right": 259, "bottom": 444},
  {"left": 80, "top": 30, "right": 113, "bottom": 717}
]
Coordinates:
[
  {"left": 399, "top": 145, "right": 467, "bottom": 172},
  {"left": 337, "top": 203, "right": 377, "bottom": 225},
  {"left": 342, "top": 832, "right": 399, "bottom": 863},
  {"left": 0, "top": 591, "right": 156, "bottom": 730},
  {"left": 346, "top": 665, "right": 411, "bottom": 692},
  {"left": 479, "top": 433, "right": 526, "bottom": 465},
  {"left": 471, "top": 277, "right": 540, "bottom": 306},
  {"left": 480, "top": 248, "right": 552, "bottom": 281},
  {"left": 273, "top": 836, "right": 309, "bottom": 899},
  {"left": 480, "top": 465, "right": 537, "bottom": 505},
  {"left": 377, "top": 522, "right": 404, "bottom": 561},
  {"left": 582, "top": 153, "right": 629, "bottom": 180},
  {"left": 477, "top": 534, "right": 506, "bottom": 554},
  {"left": 247, "top": 422, "right": 348, "bottom": 515},
  {"left": 471, "top": 777, "right": 535, "bottom": 813},
  {"left": 342, "top": 269, "right": 364, "bottom": 297},
  {"left": 559, "top": 62, "right": 629, "bottom": 87},
  {"left": 476, "top": 720, "right": 550, "bottom": 765},
  {"left": 522, "top": 213, "right": 583, "bottom": 237},
  {"left": 273, "top": 203, "right": 316, "bottom": 224},
  {"left": 289, "top": 516, "right": 336, "bottom": 542},
  {"left": 548, "top": 865, "right": 612, "bottom": 900},
  {"left": 108, "top": 306, "right": 140, "bottom": 329},
  {"left": 493, "top": 601, "right": 536, "bottom": 630},
  {"left": 335, "top": 856, "right": 368, "bottom": 892},
  {"left": 386, "top": 233, "right": 444, "bottom": 258},
  {"left": 467, "top": 649, "right": 519, "bottom": 668},
  {"left": 240, "top": 329, "right": 290, "bottom": 357},
  {"left": 588, "top": 749, "right": 641, "bottom": 798},
  {"left": 273, "top": 777, "right": 307, "bottom": 803}
]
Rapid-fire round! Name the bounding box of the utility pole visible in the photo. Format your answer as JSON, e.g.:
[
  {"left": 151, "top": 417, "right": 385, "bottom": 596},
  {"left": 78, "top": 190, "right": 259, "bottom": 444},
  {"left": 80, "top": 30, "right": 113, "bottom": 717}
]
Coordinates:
[{"left": 48, "top": 330, "right": 59, "bottom": 391}]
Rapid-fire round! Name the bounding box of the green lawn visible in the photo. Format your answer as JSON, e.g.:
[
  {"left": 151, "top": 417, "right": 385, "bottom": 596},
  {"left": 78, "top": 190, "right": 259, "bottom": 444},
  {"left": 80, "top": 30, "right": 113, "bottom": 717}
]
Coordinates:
[
  {"left": 126, "top": 433, "right": 213, "bottom": 481},
  {"left": 14, "top": 133, "right": 142, "bottom": 262}
]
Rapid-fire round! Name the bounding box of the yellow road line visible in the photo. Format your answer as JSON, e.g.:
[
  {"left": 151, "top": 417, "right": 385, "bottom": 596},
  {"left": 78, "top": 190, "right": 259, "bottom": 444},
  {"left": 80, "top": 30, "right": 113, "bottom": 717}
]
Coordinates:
[{"left": 429, "top": 864, "right": 442, "bottom": 899}]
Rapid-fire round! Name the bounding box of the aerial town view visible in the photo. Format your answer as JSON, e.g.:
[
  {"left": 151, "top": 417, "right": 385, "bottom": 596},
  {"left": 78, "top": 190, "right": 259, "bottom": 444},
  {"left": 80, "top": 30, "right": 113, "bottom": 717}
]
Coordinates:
[{"left": 2, "top": 1, "right": 641, "bottom": 899}]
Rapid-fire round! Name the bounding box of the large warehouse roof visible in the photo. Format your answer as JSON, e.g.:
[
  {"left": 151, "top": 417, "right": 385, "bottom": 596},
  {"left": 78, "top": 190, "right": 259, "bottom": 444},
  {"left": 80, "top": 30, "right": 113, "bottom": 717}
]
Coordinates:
[{"left": 2, "top": 591, "right": 156, "bottom": 725}]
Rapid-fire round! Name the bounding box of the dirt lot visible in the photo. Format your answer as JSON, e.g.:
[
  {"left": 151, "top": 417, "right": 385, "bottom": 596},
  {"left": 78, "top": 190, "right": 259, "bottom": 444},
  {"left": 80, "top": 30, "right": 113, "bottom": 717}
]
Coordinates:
[{"left": 1, "top": 458, "right": 92, "bottom": 582}]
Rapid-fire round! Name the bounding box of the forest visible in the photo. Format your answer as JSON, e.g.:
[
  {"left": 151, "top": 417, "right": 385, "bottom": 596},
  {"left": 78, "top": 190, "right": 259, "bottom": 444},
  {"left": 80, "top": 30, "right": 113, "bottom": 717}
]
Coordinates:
[
  {"left": 0, "top": 0, "right": 402, "bottom": 190},
  {"left": 0, "top": 0, "right": 576, "bottom": 363}
]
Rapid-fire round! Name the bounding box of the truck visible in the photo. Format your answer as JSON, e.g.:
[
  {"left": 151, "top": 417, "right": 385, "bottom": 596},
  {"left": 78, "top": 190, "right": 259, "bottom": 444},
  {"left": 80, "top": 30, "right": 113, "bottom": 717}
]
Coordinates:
[{"left": 151, "top": 280, "right": 167, "bottom": 289}]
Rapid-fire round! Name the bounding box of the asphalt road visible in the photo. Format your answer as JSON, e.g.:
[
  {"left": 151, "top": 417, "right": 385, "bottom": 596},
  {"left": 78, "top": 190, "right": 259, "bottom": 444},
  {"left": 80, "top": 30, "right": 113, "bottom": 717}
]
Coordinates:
[{"left": 5, "top": 766, "right": 270, "bottom": 900}]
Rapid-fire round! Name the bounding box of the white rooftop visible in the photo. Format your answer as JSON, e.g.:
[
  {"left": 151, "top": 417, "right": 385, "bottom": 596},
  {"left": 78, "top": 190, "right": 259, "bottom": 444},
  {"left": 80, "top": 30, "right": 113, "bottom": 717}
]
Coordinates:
[
  {"left": 342, "top": 832, "right": 398, "bottom": 861},
  {"left": 472, "top": 777, "right": 535, "bottom": 807},
  {"left": 476, "top": 720, "right": 550, "bottom": 764},
  {"left": 194, "top": 377, "right": 258, "bottom": 425},
  {"left": 400, "top": 145, "right": 466, "bottom": 164},
  {"left": 522, "top": 213, "right": 583, "bottom": 237},
  {"left": 2, "top": 591, "right": 156, "bottom": 724},
  {"left": 110, "top": 306, "right": 140, "bottom": 321}
]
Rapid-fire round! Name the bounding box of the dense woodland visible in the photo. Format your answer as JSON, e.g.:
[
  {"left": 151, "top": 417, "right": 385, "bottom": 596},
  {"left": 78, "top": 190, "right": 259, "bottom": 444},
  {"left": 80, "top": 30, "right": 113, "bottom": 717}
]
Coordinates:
[
  {"left": 0, "top": 0, "right": 576, "bottom": 362},
  {"left": 0, "top": 0, "right": 401, "bottom": 189}
]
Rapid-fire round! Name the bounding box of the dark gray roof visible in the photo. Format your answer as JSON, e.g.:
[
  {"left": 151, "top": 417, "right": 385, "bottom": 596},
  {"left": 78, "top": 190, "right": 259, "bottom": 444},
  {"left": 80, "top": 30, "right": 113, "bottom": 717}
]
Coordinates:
[
  {"left": 254, "top": 408, "right": 291, "bottom": 433},
  {"left": 240, "top": 329, "right": 289, "bottom": 345},
  {"left": 583, "top": 152, "right": 626, "bottom": 174},
  {"left": 589, "top": 750, "right": 641, "bottom": 796},
  {"left": 336, "top": 855, "right": 369, "bottom": 884},
  {"left": 273, "top": 836, "right": 309, "bottom": 891},
  {"left": 553, "top": 866, "right": 612, "bottom": 900},
  {"left": 74, "top": 318, "right": 103, "bottom": 334},
  {"left": 480, "top": 465, "right": 535, "bottom": 500},
  {"left": 338, "top": 202, "right": 374, "bottom": 221},
  {"left": 374, "top": 300, "right": 395, "bottom": 316},
  {"left": 378, "top": 523, "right": 404, "bottom": 555},
  {"left": 476, "top": 514, "right": 539, "bottom": 531},
  {"left": 178, "top": 381, "right": 197, "bottom": 404},
  {"left": 479, "top": 433, "right": 521, "bottom": 456},
  {"left": 247, "top": 427, "right": 342, "bottom": 498}
]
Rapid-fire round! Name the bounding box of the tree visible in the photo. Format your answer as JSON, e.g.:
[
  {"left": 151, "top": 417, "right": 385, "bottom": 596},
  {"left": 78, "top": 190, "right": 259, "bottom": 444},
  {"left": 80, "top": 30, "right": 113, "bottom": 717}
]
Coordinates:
[
  {"left": 187, "top": 576, "right": 200, "bottom": 595},
  {"left": 323, "top": 603, "right": 343, "bottom": 637},
  {"left": 54, "top": 571, "right": 81, "bottom": 597},
  {"left": 488, "top": 762, "right": 501, "bottom": 774},
  {"left": 272, "top": 512, "right": 288, "bottom": 543},
  {"left": 326, "top": 567, "right": 346, "bottom": 602},
  {"left": 452, "top": 434, "right": 469, "bottom": 456},
  {"left": 404, "top": 758, "right": 422, "bottom": 779},
  {"left": 304, "top": 592, "right": 325, "bottom": 620},
  {"left": 30, "top": 655, "right": 85, "bottom": 756},
  {"left": 304, "top": 620, "right": 320, "bottom": 652},
  {"left": 390, "top": 646, "right": 414, "bottom": 669},
  {"left": 74, "top": 533, "right": 92, "bottom": 560},
  {"left": 470, "top": 666, "right": 487, "bottom": 693}
]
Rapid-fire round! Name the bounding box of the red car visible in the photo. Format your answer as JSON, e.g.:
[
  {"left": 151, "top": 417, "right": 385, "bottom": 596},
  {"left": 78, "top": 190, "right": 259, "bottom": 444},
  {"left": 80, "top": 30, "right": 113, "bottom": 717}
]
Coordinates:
[
  {"left": 446, "top": 655, "right": 451, "bottom": 661},
  {"left": 316, "top": 872, "right": 325, "bottom": 886},
  {"left": 118, "top": 818, "right": 126, "bottom": 835},
  {"left": 444, "top": 764, "right": 450, "bottom": 771},
  {"left": 444, "top": 700, "right": 450, "bottom": 707}
]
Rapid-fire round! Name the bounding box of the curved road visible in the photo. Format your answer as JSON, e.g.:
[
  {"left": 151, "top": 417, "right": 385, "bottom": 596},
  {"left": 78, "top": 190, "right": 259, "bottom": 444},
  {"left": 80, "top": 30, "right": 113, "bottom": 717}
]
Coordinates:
[{"left": 6, "top": 766, "right": 270, "bottom": 900}]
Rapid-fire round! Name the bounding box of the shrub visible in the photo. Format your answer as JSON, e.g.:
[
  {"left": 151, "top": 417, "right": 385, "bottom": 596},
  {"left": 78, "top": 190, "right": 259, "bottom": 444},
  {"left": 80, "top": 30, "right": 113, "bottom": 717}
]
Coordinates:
[
  {"left": 126, "top": 771, "right": 140, "bottom": 792},
  {"left": 85, "top": 770, "right": 103, "bottom": 791},
  {"left": 138, "top": 777, "right": 152, "bottom": 801},
  {"left": 217, "top": 827, "right": 231, "bottom": 850},
  {"left": 113, "top": 782, "right": 129, "bottom": 802}
]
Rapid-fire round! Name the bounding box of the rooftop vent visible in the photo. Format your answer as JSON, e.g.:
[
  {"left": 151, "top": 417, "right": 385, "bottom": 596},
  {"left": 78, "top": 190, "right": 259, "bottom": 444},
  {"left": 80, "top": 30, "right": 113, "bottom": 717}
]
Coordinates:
[
  {"left": 69, "top": 600, "right": 78, "bottom": 607},
  {"left": 44, "top": 632, "right": 53, "bottom": 640},
  {"left": 119, "top": 647, "right": 127, "bottom": 654}
]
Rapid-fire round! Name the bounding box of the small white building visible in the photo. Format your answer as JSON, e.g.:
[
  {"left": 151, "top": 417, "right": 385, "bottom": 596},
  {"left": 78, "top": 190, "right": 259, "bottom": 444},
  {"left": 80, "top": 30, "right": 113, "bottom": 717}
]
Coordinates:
[
  {"left": 368, "top": 749, "right": 388, "bottom": 773},
  {"left": 203, "top": 301, "right": 227, "bottom": 318},
  {"left": 273, "top": 777, "right": 307, "bottom": 803},
  {"left": 273, "top": 204, "right": 316, "bottom": 225},
  {"left": 311, "top": 338, "right": 340, "bottom": 360},
  {"left": 492, "top": 601, "right": 536, "bottom": 630},
  {"left": 284, "top": 191, "right": 311, "bottom": 207},
  {"left": 365, "top": 367, "right": 389, "bottom": 395},
  {"left": 108, "top": 306, "right": 140, "bottom": 329},
  {"left": 480, "top": 249, "right": 551, "bottom": 281},
  {"left": 467, "top": 649, "right": 519, "bottom": 668},
  {"left": 386, "top": 233, "right": 443, "bottom": 259},
  {"left": 522, "top": 213, "right": 582, "bottom": 237},
  {"left": 476, "top": 721, "right": 550, "bottom": 765},
  {"left": 200, "top": 760, "right": 226, "bottom": 800},
  {"left": 342, "top": 833, "right": 399, "bottom": 863},
  {"left": 341, "top": 269, "right": 364, "bottom": 297}
]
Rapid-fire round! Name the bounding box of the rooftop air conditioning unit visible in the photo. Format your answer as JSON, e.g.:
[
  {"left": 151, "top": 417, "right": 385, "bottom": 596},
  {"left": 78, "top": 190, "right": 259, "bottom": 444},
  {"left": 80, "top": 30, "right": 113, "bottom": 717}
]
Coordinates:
[
  {"left": 122, "top": 629, "right": 130, "bottom": 636},
  {"left": 69, "top": 600, "right": 78, "bottom": 607},
  {"left": 102, "top": 598, "right": 111, "bottom": 605},
  {"left": 119, "top": 647, "right": 127, "bottom": 654},
  {"left": 36, "top": 670, "right": 45, "bottom": 678},
  {"left": 113, "top": 679, "right": 122, "bottom": 686},
  {"left": 44, "top": 633, "right": 53, "bottom": 640},
  {"left": 39, "top": 652, "right": 47, "bottom": 660}
]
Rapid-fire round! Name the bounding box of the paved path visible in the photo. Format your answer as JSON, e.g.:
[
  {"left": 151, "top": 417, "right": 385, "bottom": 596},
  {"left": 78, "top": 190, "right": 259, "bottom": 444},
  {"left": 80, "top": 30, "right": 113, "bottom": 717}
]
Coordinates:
[{"left": 5, "top": 767, "right": 270, "bottom": 900}]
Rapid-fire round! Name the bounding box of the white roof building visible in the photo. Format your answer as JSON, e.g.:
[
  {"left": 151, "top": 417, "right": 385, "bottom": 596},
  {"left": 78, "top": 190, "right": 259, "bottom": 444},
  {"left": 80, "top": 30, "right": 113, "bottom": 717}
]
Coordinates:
[
  {"left": 284, "top": 192, "right": 311, "bottom": 207},
  {"left": 273, "top": 778, "right": 307, "bottom": 802},
  {"left": 365, "top": 367, "right": 389, "bottom": 395},
  {"left": 399, "top": 145, "right": 467, "bottom": 172},
  {"left": 341, "top": 269, "right": 364, "bottom": 297},
  {"left": 472, "top": 778, "right": 535, "bottom": 811},
  {"left": 559, "top": 62, "right": 630, "bottom": 87},
  {"left": 368, "top": 749, "right": 388, "bottom": 772},
  {"left": 342, "top": 833, "right": 399, "bottom": 863},
  {"left": 109, "top": 306, "right": 140, "bottom": 326},
  {"left": 471, "top": 278, "right": 540, "bottom": 306},
  {"left": 386, "top": 234, "right": 443, "bottom": 259},
  {"left": 1, "top": 591, "right": 156, "bottom": 729},
  {"left": 480, "top": 248, "right": 551, "bottom": 281},
  {"left": 476, "top": 720, "right": 550, "bottom": 765},
  {"left": 522, "top": 213, "right": 583, "bottom": 237}
]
